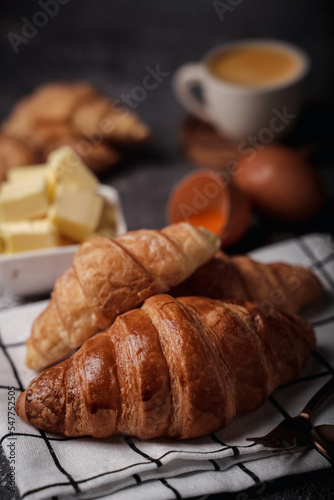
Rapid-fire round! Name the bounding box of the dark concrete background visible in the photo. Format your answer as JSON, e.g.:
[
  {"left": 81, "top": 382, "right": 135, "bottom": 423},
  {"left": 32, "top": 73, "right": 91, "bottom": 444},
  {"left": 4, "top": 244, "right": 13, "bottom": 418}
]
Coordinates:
[
  {"left": 0, "top": 0, "right": 334, "bottom": 235},
  {"left": 0, "top": 1, "right": 334, "bottom": 498}
]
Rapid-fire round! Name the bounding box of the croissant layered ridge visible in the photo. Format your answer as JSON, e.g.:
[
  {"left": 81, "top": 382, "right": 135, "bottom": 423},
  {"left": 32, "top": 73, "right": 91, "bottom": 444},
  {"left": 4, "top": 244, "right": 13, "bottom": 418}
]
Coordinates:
[
  {"left": 17, "top": 294, "right": 315, "bottom": 440},
  {"left": 26, "top": 223, "right": 220, "bottom": 371},
  {"left": 171, "top": 250, "right": 324, "bottom": 314}
]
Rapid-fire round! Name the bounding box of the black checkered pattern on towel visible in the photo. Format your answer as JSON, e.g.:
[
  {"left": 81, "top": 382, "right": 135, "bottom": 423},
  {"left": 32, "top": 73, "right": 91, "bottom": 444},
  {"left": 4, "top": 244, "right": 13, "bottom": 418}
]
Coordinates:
[{"left": 0, "top": 234, "right": 333, "bottom": 500}]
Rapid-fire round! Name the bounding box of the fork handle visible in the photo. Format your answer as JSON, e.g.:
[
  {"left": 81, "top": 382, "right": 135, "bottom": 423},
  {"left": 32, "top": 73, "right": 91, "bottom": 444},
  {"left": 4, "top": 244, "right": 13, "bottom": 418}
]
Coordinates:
[{"left": 300, "top": 376, "right": 334, "bottom": 419}]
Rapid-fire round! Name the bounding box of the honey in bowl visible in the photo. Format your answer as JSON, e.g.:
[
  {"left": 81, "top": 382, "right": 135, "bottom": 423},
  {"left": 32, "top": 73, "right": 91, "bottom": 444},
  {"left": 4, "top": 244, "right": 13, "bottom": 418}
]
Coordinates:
[{"left": 207, "top": 45, "right": 301, "bottom": 87}]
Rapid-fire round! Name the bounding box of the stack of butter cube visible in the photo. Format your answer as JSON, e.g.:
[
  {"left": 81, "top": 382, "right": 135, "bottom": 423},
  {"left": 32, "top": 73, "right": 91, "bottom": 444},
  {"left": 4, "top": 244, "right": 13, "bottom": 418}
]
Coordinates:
[{"left": 0, "top": 146, "right": 117, "bottom": 253}]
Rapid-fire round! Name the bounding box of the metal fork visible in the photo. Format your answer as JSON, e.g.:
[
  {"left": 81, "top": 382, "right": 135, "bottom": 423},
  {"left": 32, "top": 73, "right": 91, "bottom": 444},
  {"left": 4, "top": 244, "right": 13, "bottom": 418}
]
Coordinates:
[{"left": 247, "top": 376, "right": 334, "bottom": 454}]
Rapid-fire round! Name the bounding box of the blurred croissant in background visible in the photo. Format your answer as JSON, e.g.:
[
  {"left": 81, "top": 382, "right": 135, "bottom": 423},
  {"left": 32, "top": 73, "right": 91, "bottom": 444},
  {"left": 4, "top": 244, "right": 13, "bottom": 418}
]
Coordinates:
[{"left": 0, "top": 82, "right": 150, "bottom": 181}]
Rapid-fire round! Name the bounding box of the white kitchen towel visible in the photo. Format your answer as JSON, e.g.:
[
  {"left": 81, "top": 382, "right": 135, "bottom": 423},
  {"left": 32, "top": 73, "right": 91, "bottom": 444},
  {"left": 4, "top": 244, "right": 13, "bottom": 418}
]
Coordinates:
[{"left": 0, "top": 233, "right": 333, "bottom": 500}]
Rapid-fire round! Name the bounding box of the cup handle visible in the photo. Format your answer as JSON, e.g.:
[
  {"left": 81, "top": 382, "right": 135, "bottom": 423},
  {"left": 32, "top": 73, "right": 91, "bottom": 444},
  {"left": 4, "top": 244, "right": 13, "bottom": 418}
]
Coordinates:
[{"left": 173, "top": 63, "right": 208, "bottom": 121}]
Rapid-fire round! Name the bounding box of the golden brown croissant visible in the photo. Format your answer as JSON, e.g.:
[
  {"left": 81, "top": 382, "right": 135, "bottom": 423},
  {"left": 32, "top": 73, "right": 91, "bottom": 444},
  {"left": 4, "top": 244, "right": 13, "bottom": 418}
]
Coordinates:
[
  {"left": 17, "top": 294, "right": 315, "bottom": 439},
  {"left": 1, "top": 82, "right": 150, "bottom": 174},
  {"left": 171, "top": 250, "right": 324, "bottom": 314},
  {"left": 26, "top": 223, "right": 219, "bottom": 371}
]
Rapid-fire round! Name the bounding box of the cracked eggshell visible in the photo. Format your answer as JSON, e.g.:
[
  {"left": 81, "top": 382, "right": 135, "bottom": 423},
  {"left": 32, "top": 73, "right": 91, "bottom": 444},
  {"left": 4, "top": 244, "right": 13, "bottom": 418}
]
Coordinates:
[{"left": 167, "top": 170, "right": 251, "bottom": 247}]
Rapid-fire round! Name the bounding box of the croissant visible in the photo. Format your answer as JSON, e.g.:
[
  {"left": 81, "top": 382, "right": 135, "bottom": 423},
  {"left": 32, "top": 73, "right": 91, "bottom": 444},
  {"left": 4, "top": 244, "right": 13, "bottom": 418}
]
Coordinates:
[
  {"left": 171, "top": 250, "right": 323, "bottom": 314},
  {"left": 26, "top": 223, "right": 219, "bottom": 371},
  {"left": 16, "top": 294, "right": 315, "bottom": 440}
]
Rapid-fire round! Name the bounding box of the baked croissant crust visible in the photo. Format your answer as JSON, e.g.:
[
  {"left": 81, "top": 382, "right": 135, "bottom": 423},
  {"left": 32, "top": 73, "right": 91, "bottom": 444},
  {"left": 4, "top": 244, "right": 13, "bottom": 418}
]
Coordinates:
[
  {"left": 17, "top": 294, "right": 315, "bottom": 440},
  {"left": 26, "top": 223, "right": 219, "bottom": 371},
  {"left": 1, "top": 82, "right": 150, "bottom": 174},
  {"left": 171, "top": 250, "right": 324, "bottom": 314}
]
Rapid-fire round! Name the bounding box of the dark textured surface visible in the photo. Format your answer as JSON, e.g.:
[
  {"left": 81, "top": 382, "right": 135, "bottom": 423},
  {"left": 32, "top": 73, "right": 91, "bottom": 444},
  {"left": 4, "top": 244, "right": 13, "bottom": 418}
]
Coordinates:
[{"left": 0, "top": 1, "right": 334, "bottom": 498}]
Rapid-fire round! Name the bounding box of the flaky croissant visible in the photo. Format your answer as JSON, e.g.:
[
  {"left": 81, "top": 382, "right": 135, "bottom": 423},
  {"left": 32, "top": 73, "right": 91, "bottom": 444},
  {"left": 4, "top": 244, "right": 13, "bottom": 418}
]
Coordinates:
[
  {"left": 26, "top": 223, "right": 219, "bottom": 371},
  {"left": 17, "top": 294, "right": 315, "bottom": 440},
  {"left": 1, "top": 82, "right": 150, "bottom": 174},
  {"left": 171, "top": 250, "right": 323, "bottom": 314}
]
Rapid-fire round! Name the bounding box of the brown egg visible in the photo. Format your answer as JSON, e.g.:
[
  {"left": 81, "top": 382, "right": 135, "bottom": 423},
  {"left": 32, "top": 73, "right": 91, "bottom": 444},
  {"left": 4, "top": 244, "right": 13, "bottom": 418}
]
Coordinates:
[{"left": 234, "top": 145, "right": 325, "bottom": 221}]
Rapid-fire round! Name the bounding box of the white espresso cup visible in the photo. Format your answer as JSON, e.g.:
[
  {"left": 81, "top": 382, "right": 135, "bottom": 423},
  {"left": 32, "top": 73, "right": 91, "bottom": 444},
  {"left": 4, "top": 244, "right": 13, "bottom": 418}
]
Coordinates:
[{"left": 173, "top": 39, "right": 310, "bottom": 141}]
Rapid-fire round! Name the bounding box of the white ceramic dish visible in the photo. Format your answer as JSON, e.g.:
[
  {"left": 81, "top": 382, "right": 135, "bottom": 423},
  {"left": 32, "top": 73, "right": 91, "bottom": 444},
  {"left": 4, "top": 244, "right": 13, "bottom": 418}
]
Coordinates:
[{"left": 0, "top": 184, "right": 127, "bottom": 296}]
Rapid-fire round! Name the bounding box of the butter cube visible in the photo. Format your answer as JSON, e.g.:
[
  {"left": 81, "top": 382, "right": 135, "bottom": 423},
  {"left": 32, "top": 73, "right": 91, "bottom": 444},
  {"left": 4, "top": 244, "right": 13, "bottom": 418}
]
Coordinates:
[
  {"left": 48, "top": 146, "right": 98, "bottom": 192},
  {"left": 8, "top": 165, "right": 48, "bottom": 182},
  {"left": 0, "top": 177, "right": 49, "bottom": 222},
  {"left": 93, "top": 201, "right": 117, "bottom": 239},
  {"left": 51, "top": 186, "right": 103, "bottom": 242},
  {"left": 7, "top": 164, "right": 55, "bottom": 201},
  {"left": 0, "top": 220, "right": 58, "bottom": 253}
]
